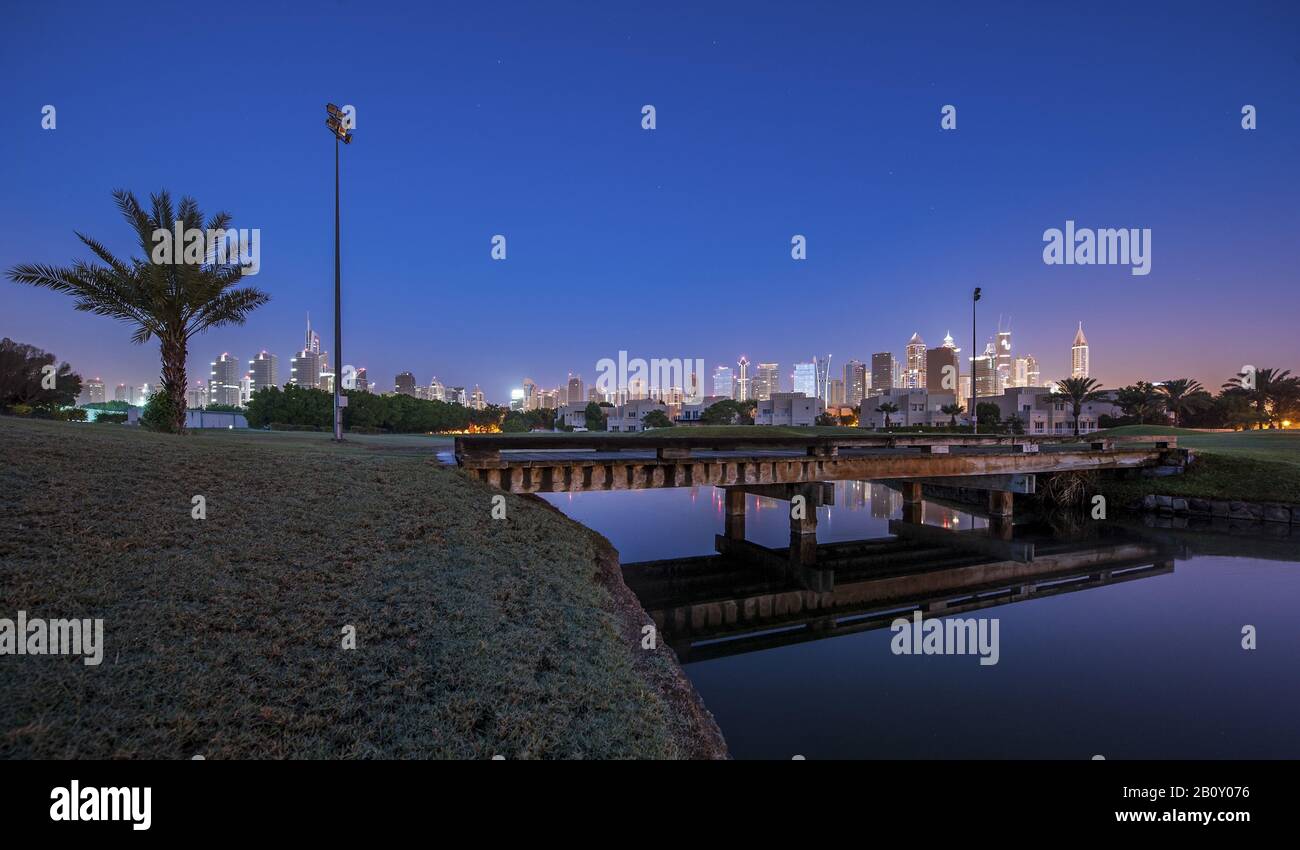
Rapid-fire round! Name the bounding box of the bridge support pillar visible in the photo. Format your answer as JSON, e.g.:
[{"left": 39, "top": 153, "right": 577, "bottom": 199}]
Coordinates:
[
  {"left": 988, "top": 489, "right": 1014, "bottom": 518},
  {"left": 901, "top": 481, "right": 924, "bottom": 524},
  {"left": 790, "top": 505, "right": 818, "bottom": 567},
  {"left": 724, "top": 488, "right": 746, "bottom": 541}
]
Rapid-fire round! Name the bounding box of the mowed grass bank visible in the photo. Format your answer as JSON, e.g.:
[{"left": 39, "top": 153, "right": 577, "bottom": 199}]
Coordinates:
[
  {"left": 0, "top": 417, "right": 709, "bottom": 759},
  {"left": 1092, "top": 426, "right": 1300, "bottom": 504}
]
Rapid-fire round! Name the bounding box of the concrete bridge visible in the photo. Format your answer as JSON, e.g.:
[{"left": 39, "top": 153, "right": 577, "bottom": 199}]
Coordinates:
[{"left": 455, "top": 433, "right": 1181, "bottom": 497}]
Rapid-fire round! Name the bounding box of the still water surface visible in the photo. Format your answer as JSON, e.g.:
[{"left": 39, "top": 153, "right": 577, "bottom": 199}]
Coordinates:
[{"left": 543, "top": 482, "right": 1300, "bottom": 759}]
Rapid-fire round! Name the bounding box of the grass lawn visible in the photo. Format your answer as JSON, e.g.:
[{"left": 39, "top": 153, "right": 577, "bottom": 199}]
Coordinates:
[
  {"left": 0, "top": 417, "right": 718, "bottom": 759},
  {"left": 1091, "top": 425, "right": 1300, "bottom": 504}
]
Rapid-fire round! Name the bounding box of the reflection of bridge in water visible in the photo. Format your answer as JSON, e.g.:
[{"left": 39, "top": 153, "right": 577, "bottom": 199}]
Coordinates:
[{"left": 624, "top": 505, "right": 1176, "bottom": 663}]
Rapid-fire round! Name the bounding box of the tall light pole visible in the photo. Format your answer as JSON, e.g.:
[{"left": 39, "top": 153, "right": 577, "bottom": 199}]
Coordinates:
[
  {"left": 971, "top": 286, "right": 981, "bottom": 435},
  {"left": 325, "top": 104, "right": 353, "bottom": 442}
]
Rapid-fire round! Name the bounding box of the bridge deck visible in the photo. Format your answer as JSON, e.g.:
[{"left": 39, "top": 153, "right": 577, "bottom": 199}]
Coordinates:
[{"left": 454, "top": 434, "right": 1177, "bottom": 494}]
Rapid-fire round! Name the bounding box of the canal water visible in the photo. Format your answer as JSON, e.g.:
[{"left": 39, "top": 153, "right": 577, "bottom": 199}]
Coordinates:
[{"left": 542, "top": 482, "right": 1300, "bottom": 759}]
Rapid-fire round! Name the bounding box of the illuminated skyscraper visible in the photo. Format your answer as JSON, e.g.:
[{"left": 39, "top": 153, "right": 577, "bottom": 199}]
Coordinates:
[
  {"left": 1071, "top": 323, "right": 1089, "bottom": 378},
  {"left": 394, "top": 372, "right": 417, "bottom": 395},
  {"left": 843, "top": 360, "right": 866, "bottom": 406},
  {"left": 209, "top": 353, "right": 242, "bottom": 406},
  {"left": 355, "top": 368, "right": 369, "bottom": 392},
  {"left": 470, "top": 385, "right": 486, "bottom": 410},
  {"left": 814, "top": 355, "right": 832, "bottom": 404},
  {"left": 249, "top": 351, "right": 278, "bottom": 391},
  {"left": 871, "top": 352, "right": 896, "bottom": 393},
  {"left": 736, "top": 357, "right": 751, "bottom": 401},
  {"left": 755, "top": 362, "right": 780, "bottom": 401},
  {"left": 712, "top": 365, "right": 734, "bottom": 398},
  {"left": 792, "top": 361, "right": 817, "bottom": 398},
  {"left": 82, "top": 377, "right": 105, "bottom": 404},
  {"left": 904, "top": 333, "right": 927, "bottom": 389},
  {"left": 567, "top": 374, "right": 584, "bottom": 405}
]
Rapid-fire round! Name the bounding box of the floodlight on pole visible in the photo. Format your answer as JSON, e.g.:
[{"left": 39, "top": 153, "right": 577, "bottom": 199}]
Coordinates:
[
  {"left": 324, "top": 103, "right": 353, "bottom": 441},
  {"left": 971, "top": 286, "right": 982, "bottom": 435}
]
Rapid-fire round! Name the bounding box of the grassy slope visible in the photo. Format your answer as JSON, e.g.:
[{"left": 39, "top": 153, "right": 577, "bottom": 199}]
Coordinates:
[
  {"left": 1091, "top": 425, "right": 1300, "bottom": 504},
  {"left": 0, "top": 417, "right": 696, "bottom": 759}
]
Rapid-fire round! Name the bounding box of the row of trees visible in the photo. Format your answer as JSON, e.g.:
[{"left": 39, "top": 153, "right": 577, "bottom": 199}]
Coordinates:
[
  {"left": 1097, "top": 369, "right": 1299, "bottom": 430},
  {"left": 245, "top": 384, "right": 522, "bottom": 432}
]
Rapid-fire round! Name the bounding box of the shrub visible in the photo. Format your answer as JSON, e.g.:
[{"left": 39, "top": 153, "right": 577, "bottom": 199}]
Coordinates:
[{"left": 140, "top": 390, "right": 181, "bottom": 433}]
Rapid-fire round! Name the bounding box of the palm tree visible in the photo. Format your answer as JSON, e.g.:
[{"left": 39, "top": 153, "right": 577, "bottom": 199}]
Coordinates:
[
  {"left": 7, "top": 190, "right": 268, "bottom": 433},
  {"left": 1223, "top": 367, "right": 1299, "bottom": 429},
  {"left": 1158, "top": 378, "right": 1211, "bottom": 427},
  {"left": 939, "top": 402, "right": 964, "bottom": 428},
  {"left": 875, "top": 401, "right": 899, "bottom": 429},
  {"left": 1055, "top": 377, "right": 1107, "bottom": 436}
]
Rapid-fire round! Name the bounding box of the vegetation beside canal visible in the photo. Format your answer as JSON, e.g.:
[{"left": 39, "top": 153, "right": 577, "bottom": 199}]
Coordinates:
[
  {"left": 0, "top": 416, "right": 723, "bottom": 759},
  {"left": 1092, "top": 426, "right": 1300, "bottom": 505}
]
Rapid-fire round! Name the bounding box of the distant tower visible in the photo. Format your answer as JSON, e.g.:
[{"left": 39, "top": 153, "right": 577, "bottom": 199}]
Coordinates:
[
  {"left": 995, "top": 319, "right": 1013, "bottom": 390},
  {"left": 905, "top": 333, "right": 927, "bottom": 389},
  {"left": 712, "top": 365, "right": 734, "bottom": 398},
  {"left": 756, "top": 362, "right": 780, "bottom": 401},
  {"left": 736, "top": 356, "right": 750, "bottom": 401},
  {"left": 814, "top": 355, "right": 832, "bottom": 405},
  {"left": 249, "top": 351, "right": 278, "bottom": 391},
  {"left": 1071, "top": 323, "right": 1089, "bottom": 378},
  {"left": 793, "top": 362, "right": 817, "bottom": 397},
  {"left": 209, "top": 353, "right": 242, "bottom": 406}
]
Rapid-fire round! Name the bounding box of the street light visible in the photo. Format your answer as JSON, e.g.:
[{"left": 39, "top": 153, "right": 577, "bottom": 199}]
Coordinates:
[
  {"left": 971, "top": 286, "right": 981, "bottom": 435},
  {"left": 325, "top": 103, "right": 353, "bottom": 442}
]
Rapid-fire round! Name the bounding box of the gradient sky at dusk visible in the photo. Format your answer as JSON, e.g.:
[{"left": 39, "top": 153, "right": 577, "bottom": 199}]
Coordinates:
[{"left": 3, "top": 1, "right": 1298, "bottom": 401}]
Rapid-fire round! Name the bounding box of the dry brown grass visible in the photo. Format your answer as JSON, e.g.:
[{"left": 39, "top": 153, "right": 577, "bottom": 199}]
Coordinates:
[{"left": 0, "top": 417, "right": 694, "bottom": 759}]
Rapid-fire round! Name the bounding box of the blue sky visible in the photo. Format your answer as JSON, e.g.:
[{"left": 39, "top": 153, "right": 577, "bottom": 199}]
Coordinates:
[{"left": 2, "top": 0, "right": 1298, "bottom": 400}]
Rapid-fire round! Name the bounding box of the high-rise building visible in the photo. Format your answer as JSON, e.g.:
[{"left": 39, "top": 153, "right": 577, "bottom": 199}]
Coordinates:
[
  {"left": 136, "top": 383, "right": 152, "bottom": 405},
  {"left": 186, "top": 381, "right": 208, "bottom": 409},
  {"left": 828, "top": 378, "right": 846, "bottom": 407},
  {"left": 114, "top": 383, "right": 129, "bottom": 402},
  {"left": 447, "top": 386, "right": 468, "bottom": 406},
  {"left": 395, "top": 371, "right": 417, "bottom": 395},
  {"left": 871, "top": 352, "right": 896, "bottom": 393},
  {"left": 209, "top": 353, "right": 242, "bottom": 406},
  {"left": 355, "top": 368, "right": 369, "bottom": 392},
  {"left": 735, "top": 357, "right": 750, "bottom": 401},
  {"left": 843, "top": 360, "right": 866, "bottom": 407},
  {"left": 755, "top": 362, "right": 780, "bottom": 401},
  {"left": 925, "top": 346, "right": 959, "bottom": 394},
  {"left": 249, "top": 351, "right": 278, "bottom": 391},
  {"left": 1025, "top": 354, "right": 1040, "bottom": 387},
  {"left": 239, "top": 373, "right": 254, "bottom": 406},
  {"left": 1071, "top": 323, "right": 1089, "bottom": 378},
  {"left": 712, "top": 366, "right": 734, "bottom": 398},
  {"left": 429, "top": 377, "right": 446, "bottom": 402},
  {"left": 904, "top": 333, "right": 927, "bottom": 389},
  {"left": 522, "top": 378, "right": 540, "bottom": 410},
  {"left": 792, "top": 362, "right": 817, "bottom": 398},
  {"left": 470, "top": 386, "right": 486, "bottom": 410},
  {"left": 317, "top": 350, "right": 334, "bottom": 393},
  {"left": 814, "top": 356, "right": 832, "bottom": 405},
  {"left": 82, "top": 377, "right": 106, "bottom": 405},
  {"left": 304, "top": 313, "right": 320, "bottom": 354},
  {"left": 995, "top": 325, "right": 1013, "bottom": 390},
  {"left": 973, "top": 341, "right": 998, "bottom": 398},
  {"left": 291, "top": 349, "right": 322, "bottom": 389},
  {"left": 567, "top": 375, "right": 584, "bottom": 405}
]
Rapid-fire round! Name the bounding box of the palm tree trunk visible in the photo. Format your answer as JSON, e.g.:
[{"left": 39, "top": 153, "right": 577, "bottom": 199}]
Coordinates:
[{"left": 160, "top": 336, "right": 188, "bottom": 433}]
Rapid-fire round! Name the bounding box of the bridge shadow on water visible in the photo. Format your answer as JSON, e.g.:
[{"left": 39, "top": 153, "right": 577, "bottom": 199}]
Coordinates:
[{"left": 623, "top": 491, "right": 1179, "bottom": 664}]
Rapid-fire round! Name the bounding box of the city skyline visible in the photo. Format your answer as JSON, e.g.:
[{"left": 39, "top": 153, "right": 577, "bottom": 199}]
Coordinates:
[{"left": 4, "top": 3, "right": 1297, "bottom": 402}]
